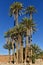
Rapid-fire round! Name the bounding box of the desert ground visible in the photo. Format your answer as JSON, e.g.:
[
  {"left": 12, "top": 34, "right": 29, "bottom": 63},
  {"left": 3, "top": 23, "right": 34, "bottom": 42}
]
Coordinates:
[{"left": 0, "top": 60, "right": 43, "bottom": 65}]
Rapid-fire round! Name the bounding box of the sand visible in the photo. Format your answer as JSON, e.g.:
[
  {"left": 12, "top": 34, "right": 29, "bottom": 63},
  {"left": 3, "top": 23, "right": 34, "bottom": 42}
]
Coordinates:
[{"left": 0, "top": 62, "right": 43, "bottom": 65}]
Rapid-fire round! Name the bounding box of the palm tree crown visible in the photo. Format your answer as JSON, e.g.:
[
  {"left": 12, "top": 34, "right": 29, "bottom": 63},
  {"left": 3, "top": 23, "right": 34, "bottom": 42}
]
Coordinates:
[
  {"left": 25, "top": 6, "right": 36, "bottom": 20},
  {"left": 25, "top": 6, "right": 36, "bottom": 15},
  {"left": 3, "top": 42, "right": 12, "bottom": 50},
  {"left": 10, "top": 2, "right": 23, "bottom": 16},
  {"left": 21, "top": 17, "right": 36, "bottom": 32}
]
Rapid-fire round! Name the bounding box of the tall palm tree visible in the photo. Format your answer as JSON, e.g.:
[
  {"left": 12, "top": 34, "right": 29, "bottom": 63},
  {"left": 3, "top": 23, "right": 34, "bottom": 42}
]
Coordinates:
[
  {"left": 5, "top": 31, "right": 16, "bottom": 63},
  {"left": 10, "top": 2, "right": 23, "bottom": 63},
  {"left": 16, "top": 24, "right": 26, "bottom": 63},
  {"left": 25, "top": 5, "right": 36, "bottom": 43},
  {"left": 7, "top": 24, "right": 27, "bottom": 63},
  {"left": 3, "top": 42, "right": 12, "bottom": 63},
  {"left": 25, "top": 6, "right": 36, "bottom": 61},
  {"left": 10, "top": 26, "right": 22, "bottom": 63},
  {"left": 4, "top": 25, "right": 22, "bottom": 63},
  {"left": 11, "top": 24, "right": 26, "bottom": 63},
  {"left": 25, "top": 6, "right": 36, "bottom": 20},
  {"left": 25, "top": 6, "right": 36, "bottom": 42},
  {"left": 10, "top": 2, "right": 23, "bottom": 26},
  {"left": 21, "top": 17, "right": 36, "bottom": 63},
  {"left": 22, "top": 17, "right": 36, "bottom": 45}
]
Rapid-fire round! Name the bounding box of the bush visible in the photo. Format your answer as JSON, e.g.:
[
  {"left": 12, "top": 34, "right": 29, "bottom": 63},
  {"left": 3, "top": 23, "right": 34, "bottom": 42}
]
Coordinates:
[{"left": 32, "top": 55, "right": 35, "bottom": 64}]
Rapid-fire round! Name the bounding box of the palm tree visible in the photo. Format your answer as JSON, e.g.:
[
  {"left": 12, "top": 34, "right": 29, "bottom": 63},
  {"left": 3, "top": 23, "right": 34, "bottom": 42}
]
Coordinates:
[
  {"left": 4, "top": 31, "right": 11, "bottom": 44},
  {"left": 16, "top": 24, "right": 26, "bottom": 63},
  {"left": 39, "top": 51, "right": 43, "bottom": 59},
  {"left": 25, "top": 5, "right": 36, "bottom": 45},
  {"left": 10, "top": 2, "right": 23, "bottom": 63},
  {"left": 10, "top": 26, "right": 22, "bottom": 63},
  {"left": 25, "top": 6, "right": 36, "bottom": 62},
  {"left": 25, "top": 6, "right": 36, "bottom": 20},
  {"left": 3, "top": 42, "right": 12, "bottom": 63},
  {"left": 30, "top": 44, "right": 41, "bottom": 63},
  {"left": 4, "top": 31, "right": 16, "bottom": 63},
  {"left": 22, "top": 17, "right": 36, "bottom": 45},
  {"left": 25, "top": 5, "right": 36, "bottom": 42},
  {"left": 21, "top": 17, "right": 36, "bottom": 63},
  {"left": 11, "top": 24, "right": 26, "bottom": 63},
  {"left": 25, "top": 6, "right": 36, "bottom": 42},
  {"left": 31, "top": 44, "right": 41, "bottom": 56},
  {"left": 6, "top": 24, "right": 26, "bottom": 63},
  {"left": 10, "top": 2, "right": 23, "bottom": 26}
]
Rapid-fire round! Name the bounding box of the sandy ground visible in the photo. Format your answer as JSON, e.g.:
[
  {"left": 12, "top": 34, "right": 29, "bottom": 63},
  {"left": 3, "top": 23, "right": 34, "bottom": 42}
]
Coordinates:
[{"left": 0, "top": 62, "right": 43, "bottom": 65}]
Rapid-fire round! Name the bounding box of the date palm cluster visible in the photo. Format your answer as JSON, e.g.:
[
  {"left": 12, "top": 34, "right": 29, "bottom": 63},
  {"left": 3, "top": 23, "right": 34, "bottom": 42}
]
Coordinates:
[{"left": 4, "top": 2, "right": 36, "bottom": 64}]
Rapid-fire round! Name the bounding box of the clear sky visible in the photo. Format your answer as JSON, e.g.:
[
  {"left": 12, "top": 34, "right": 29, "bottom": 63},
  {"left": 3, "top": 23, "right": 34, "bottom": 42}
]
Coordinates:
[{"left": 0, "top": 0, "right": 43, "bottom": 55}]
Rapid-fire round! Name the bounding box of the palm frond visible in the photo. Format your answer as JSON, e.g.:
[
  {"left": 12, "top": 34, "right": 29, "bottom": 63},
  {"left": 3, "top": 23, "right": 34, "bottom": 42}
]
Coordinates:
[{"left": 25, "top": 6, "right": 36, "bottom": 14}]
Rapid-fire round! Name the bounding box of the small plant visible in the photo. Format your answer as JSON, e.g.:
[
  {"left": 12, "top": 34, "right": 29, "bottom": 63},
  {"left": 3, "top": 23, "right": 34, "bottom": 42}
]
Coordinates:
[{"left": 32, "top": 55, "right": 35, "bottom": 64}]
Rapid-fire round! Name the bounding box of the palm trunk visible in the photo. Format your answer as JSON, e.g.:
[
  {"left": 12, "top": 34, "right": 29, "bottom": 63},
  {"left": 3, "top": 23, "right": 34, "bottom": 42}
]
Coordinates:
[
  {"left": 20, "top": 46, "right": 23, "bottom": 63},
  {"left": 12, "top": 40, "right": 15, "bottom": 63},
  {"left": 25, "top": 47, "right": 27, "bottom": 64},
  {"left": 25, "top": 28, "right": 31, "bottom": 63},
  {"left": 18, "top": 34, "right": 21, "bottom": 46},
  {"left": 30, "top": 28, "right": 32, "bottom": 44},
  {"left": 30, "top": 13, "right": 33, "bottom": 62},
  {"left": 14, "top": 10, "right": 19, "bottom": 63},
  {"left": 18, "top": 34, "right": 23, "bottom": 63},
  {"left": 8, "top": 49, "right": 11, "bottom": 63},
  {"left": 16, "top": 41, "right": 18, "bottom": 63},
  {"left": 30, "top": 28, "right": 32, "bottom": 60},
  {"left": 30, "top": 13, "right": 32, "bottom": 20},
  {"left": 15, "top": 10, "right": 18, "bottom": 26},
  {"left": 26, "top": 28, "right": 30, "bottom": 46},
  {"left": 25, "top": 28, "right": 29, "bottom": 63}
]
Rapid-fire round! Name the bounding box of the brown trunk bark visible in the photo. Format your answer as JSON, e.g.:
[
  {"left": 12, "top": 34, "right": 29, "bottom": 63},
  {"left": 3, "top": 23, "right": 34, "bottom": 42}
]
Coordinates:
[
  {"left": 25, "top": 28, "right": 30, "bottom": 63},
  {"left": 18, "top": 34, "right": 23, "bottom": 63},
  {"left": 30, "top": 28, "right": 32, "bottom": 63},
  {"left": 12, "top": 40, "right": 15, "bottom": 63},
  {"left": 25, "top": 28, "right": 28, "bottom": 63},
  {"left": 16, "top": 41, "right": 18, "bottom": 63},
  {"left": 20, "top": 46, "right": 23, "bottom": 63},
  {"left": 15, "top": 10, "right": 18, "bottom": 26},
  {"left": 28, "top": 13, "right": 32, "bottom": 62},
  {"left": 30, "top": 13, "right": 32, "bottom": 20},
  {"left": 26, "top": 28, "right": 29, "bottom": 46},
  {"left": 8, "top": 50, "right": 11, "bottom": 63},
  {"left": 18, "top": 34, "right": 22, "bottom": 46}
]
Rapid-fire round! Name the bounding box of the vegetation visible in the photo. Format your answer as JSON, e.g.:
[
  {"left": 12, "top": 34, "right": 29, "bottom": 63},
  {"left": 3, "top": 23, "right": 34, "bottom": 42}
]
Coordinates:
[
  {"left": 30, "top": 44, "right": 41, "bottom": 63},
  {"left": 3, "top": 1, "right": 43, "bottom": 64},
  {"left": 10, "top": 2, "right": 23, "bottom": 26},
  {"left": 4, "top": 1, "right": 36, "bottom": 64},
  {"left": 3, "top": 42, "right": 12, "bottom": 63}
]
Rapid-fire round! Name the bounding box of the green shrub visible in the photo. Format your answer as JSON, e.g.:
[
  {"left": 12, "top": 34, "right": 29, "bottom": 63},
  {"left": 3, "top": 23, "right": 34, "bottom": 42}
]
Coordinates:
[{"left": 32, "top": 55, "right": 35, "bottom": 64}]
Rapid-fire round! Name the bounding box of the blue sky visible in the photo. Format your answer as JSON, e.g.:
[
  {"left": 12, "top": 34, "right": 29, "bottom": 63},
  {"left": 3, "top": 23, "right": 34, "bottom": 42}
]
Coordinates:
[{"left": 0, "top": 0, "right": 43, "bottom": 55}]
